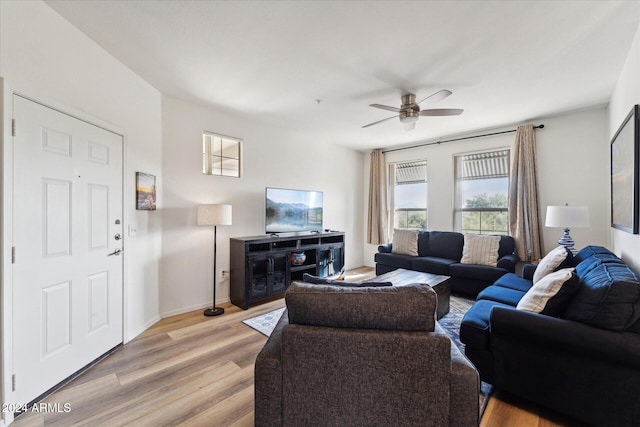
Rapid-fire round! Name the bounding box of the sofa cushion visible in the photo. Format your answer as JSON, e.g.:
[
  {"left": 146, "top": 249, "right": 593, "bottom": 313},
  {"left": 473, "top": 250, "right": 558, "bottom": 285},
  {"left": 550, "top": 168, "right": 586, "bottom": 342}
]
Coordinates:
[
  {"left": 460, "top": 299, "right": 513, "bottom": 350},
  {"left": 417, "top": 231, "right": 430, "bottom": 257},
  {"left": 411, "top": 257, "right": 456, "bottom": 275},
  {"left": 628, "top": 317, "right": 640, "bottom": 334},
  {"left": 477, "top": 285, "right": 526, "bottom": 306},
  {"left": 533, "top": 246, "right": 573, "bottom": 284},
  {"left": 575, "top": 252, "right": 625, "bottom": 279},
  {"left": 573, "top": 245, "right": 616, "bottom": 265},
  {"left": 516, "top": 268, "right": 580, "bottom": 316},
  {"left": 563, "top": 263, "right": 640, "bottom": 331},
  {"left": 374, "top": 252, "right": 412, "bottom": 270},
  {"left": 285, "top": 282, "right": 436, "bottom": 331},
  {"left": 493, "top": 273, "right": 534, "bottom": 293},
  {"left": 460, "top": 234, "right": 501, "bottom": 267},
  {"left": 449, "top": 263, "right": 509, "bottom": 283},
  {"left": 425, "top": 231, "right": 464, "bottom": 260},
  {"left": 302, "top": 273, "right": 392, "bottom": 288},
  {"left": 391, "top": 229, "right": 419, "bottom": 256}
]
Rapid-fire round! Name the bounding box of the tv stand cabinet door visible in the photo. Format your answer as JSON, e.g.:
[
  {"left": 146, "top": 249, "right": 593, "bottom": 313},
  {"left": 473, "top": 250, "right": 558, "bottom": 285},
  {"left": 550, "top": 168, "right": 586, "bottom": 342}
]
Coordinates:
[
  {"left": 268, "top": 253, "right": 289, "bottom": 296},
  {"left": 246, "top": 254, "right": 269, "bottom": 303},
  {"left": 245, "top": 252, "right": 290, "bottom": 304}
]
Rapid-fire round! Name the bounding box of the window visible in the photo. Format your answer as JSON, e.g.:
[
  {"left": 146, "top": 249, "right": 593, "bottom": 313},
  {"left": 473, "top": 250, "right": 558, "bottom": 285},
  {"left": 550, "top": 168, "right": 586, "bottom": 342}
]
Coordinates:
[
  {"left": 454, "top": 149, "right": 510, "bottom": 235},
  {"left": 390, "top": 160, "right": 428, "bottom": 230},
  {"left": 202, "top": 131, "right": 242, "bottom": 177}
]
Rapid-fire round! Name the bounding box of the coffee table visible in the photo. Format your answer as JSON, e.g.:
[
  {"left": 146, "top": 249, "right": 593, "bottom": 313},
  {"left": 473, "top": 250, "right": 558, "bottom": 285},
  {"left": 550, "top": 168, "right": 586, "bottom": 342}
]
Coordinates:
[{"left": 370, "top": 268, "right": 450, "bottom": 319}]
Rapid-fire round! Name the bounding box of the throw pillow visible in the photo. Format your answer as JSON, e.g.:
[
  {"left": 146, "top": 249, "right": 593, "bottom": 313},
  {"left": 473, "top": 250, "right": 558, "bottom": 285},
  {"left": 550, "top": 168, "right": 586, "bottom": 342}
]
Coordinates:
[
  {"left": 460, "top": 234, "right": 500, "bottom": 267},
  {"left": 302, "top": 273, "right": 392, "bottom": 288},
  {"left": 532, "top": 245, "right": 573, "bottom": 284},
  {"left": 516, "top": 268, "right": 580, "bottom": 316},
  {"left": 391, "top": 229, "right": 419, "bottom": 256}
]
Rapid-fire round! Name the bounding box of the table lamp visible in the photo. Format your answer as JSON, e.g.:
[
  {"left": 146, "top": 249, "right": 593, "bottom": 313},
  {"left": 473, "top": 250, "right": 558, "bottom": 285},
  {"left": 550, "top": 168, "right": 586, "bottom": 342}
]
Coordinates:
[
  {"left": 545, "top": 204, "right": 590, "bottom": 253},
  {"left": 197, "top": 204, "right": 232, "bottom": 316}
]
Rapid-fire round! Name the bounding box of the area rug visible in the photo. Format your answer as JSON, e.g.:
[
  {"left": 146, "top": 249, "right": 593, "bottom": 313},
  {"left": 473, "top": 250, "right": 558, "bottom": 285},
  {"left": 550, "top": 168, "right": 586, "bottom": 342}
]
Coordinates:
[
  {"left": 440, "top": 296, "right": 494, "bottom": 416},
  {"left": 243, "top": 295, "right": 492, "bottom": 417},
  {"left": 242, "top": 307, "right": 286, "bottom": 336}
]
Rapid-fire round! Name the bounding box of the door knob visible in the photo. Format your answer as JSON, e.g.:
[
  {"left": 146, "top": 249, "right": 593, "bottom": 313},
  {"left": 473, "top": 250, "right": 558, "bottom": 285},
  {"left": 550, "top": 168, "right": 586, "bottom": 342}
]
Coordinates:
[
  {"left": 107, "top": 249, "right": 122, "bottom": 256},
  {"left": 114, "top": 233, "right": 121, "bottom": 241}
]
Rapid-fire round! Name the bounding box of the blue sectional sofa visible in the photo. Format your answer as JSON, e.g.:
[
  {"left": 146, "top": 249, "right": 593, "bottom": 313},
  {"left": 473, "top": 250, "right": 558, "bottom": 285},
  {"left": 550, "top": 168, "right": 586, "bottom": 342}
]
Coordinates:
[
  {"left": 460, "top": 245, "right": 640, "bottom": 427},
  {"left": 375, "top": 231, "right": 518, "bottom": 296}
]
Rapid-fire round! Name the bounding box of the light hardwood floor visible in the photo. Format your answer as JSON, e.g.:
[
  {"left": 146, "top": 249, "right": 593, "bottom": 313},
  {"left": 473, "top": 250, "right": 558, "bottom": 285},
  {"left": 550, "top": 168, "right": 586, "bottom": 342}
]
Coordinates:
[{"left": 10, "top": 267, "right": 585, "bottom": 426}]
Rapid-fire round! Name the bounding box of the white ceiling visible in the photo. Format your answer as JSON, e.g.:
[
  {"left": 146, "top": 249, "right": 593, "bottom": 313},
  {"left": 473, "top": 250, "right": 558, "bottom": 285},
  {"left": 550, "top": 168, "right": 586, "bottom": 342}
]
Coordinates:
[{"left": 45, "top": 0, "right": 640, "bottom": 152}]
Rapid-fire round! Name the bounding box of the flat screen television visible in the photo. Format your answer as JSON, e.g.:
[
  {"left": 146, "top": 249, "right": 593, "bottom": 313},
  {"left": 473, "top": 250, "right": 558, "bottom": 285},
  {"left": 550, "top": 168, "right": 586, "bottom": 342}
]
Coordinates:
[{"left": 266, "top": 187, "right": 323, "bottom": 234}]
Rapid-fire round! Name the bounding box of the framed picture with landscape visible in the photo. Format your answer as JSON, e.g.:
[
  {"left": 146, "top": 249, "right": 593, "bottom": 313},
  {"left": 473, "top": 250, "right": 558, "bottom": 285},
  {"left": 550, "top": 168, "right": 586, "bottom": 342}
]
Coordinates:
[
  {"left": 136, "top": 172, "right": 157, "bottom": 210},
  {"left": 611, "top": 104, "right": 639, "bottom": 234}
]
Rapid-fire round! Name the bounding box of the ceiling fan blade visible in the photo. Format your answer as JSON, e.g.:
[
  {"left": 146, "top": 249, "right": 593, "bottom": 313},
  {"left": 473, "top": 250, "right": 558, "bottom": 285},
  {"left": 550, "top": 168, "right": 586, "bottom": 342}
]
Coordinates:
[
  {"left": 362, "top": 115, "right": 399, "bottom": 128},
  {"left": 417, "top": 89, "right": 452, "bottom": 105},
  {"left": 369, "top": 104, "right": 401, "bottom": 113},
  {"left": 419, "top": 108, "right": 464, "bottom": 116}
]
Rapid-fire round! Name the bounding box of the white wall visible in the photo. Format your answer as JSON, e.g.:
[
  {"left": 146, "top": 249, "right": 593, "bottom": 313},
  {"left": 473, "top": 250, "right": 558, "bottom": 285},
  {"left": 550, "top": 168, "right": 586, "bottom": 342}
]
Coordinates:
[
  {"left": 0, "top": 0, "right": 163, "bottom": 341},
  {"left": 363, "top": 107, "right": 609, "bottom": 266},
  {"left": 160, "top": 95, "right": 365, "bottom": 316},
  {"left": 610, "top": 19, "right": 640, "bottom": 272}
]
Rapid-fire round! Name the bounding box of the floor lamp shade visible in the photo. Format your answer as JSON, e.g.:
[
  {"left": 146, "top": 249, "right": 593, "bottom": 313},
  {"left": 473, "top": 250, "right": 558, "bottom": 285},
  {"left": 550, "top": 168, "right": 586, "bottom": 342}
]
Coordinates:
[
  {"left": 197, "top": 204, "right": 232, "bottom": 317},
  {"left": 197, "top": 204, "right": 232, "bottom": 226},
  {"left": 545, "top": 205, "right": 589, "bottom": 253}
]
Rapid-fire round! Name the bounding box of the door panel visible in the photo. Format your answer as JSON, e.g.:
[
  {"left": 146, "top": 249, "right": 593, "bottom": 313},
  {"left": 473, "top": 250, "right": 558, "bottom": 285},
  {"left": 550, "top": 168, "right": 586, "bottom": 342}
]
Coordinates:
[
  {"left": 89, "top": 184, "right": 109, "bottom": 249},
  {"left": 42, "top": 280, "right": 71, "bottom": 356},
  {"left": 12, "top": 95, "right": 124, "bottom": 405}
]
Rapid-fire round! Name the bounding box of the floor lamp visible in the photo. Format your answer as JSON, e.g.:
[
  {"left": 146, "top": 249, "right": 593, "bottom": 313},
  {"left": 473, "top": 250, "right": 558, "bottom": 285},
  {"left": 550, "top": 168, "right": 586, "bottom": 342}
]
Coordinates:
[{"left": 197, "top": 204, "right": 232, "bottom": 317}]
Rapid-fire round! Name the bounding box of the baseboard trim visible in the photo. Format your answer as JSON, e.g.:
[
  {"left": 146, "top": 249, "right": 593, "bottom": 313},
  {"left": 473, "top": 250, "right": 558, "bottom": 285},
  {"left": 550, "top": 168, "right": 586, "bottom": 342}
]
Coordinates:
[{"left": 160, "top": 297, "right": 231, "bottom": 319}]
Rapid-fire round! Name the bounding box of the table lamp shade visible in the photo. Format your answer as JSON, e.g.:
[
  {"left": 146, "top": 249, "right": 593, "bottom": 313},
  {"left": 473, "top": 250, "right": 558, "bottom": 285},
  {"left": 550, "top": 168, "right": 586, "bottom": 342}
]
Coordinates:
[
  {"left": 545, "top": 205, "right": 590, "bottom": 228},
  {"left": 197, "top": 204, "right": 232, "bottom": 226}
]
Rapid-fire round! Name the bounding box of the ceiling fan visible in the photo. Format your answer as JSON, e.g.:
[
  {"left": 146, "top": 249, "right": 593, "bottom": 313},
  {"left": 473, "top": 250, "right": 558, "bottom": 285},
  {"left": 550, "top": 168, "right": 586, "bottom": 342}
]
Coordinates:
[{"left": 363, "top": 89, "right": 463, "bottom": 130}]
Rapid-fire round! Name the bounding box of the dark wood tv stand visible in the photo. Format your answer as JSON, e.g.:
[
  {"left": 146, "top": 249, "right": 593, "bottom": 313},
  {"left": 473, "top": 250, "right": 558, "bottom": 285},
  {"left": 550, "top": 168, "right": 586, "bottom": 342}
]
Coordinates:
[{"left": 230, "top": 231, "right": 345, "bottom": 309}]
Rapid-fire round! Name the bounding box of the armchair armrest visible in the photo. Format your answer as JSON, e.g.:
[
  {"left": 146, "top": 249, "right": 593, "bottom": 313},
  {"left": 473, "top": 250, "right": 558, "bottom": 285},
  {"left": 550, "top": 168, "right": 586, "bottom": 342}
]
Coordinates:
[
  {"left": 490, "top": 306, "right": 640, "bottom": 369},
  {"left": 496, "top": 253, "right": 519, "bottom": 272},
  {"left": 434, "top": 323, "right": 479, "bottom": 426},
  {"left": 255, "top": 310, "right": 288, "bottom": 427},
  {"left": 521, "top": 263, "right": 537, "bottom": 280},
  {"left": 378, "top": 243, "right": 392, "bottom": 253}
]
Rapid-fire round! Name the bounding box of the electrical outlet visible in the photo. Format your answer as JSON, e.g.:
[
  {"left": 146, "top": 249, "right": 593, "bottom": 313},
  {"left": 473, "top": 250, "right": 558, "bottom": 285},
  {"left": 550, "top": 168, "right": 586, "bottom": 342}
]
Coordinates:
[{"left": 217, "top": 270, "right": 230, "bottom": 281}]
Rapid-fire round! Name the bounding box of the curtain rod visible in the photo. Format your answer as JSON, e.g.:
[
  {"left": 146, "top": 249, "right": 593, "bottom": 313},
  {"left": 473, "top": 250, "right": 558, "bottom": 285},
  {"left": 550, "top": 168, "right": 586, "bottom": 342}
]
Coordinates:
[{"left": 382, "top": 124, "right": 545, "bottom": 154}]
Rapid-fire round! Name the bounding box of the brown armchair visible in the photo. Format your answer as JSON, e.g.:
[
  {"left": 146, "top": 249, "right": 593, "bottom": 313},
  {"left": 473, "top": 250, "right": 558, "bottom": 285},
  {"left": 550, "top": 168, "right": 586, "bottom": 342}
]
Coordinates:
[{"left": 255, "top": 282, "right": 479, "bottom": 426}]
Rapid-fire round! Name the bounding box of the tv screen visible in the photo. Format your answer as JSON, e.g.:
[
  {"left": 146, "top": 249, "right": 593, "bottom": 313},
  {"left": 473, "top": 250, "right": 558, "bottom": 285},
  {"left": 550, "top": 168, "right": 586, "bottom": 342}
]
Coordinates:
[{"left": 266, "top": 187, "right": 323, "bottom": 234}]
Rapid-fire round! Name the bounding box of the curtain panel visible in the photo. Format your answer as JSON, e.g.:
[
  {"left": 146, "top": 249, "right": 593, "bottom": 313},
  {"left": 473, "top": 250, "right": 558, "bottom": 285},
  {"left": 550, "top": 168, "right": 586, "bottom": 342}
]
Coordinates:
[
  {"left": 509, "top": 124, "right": 544, "bottom": 261},
  {"left": 453, "top": 155, "right": 465, "bottom": 231},
  {"left": 367, "top": 149, "right": 389, "bottom": 245}
]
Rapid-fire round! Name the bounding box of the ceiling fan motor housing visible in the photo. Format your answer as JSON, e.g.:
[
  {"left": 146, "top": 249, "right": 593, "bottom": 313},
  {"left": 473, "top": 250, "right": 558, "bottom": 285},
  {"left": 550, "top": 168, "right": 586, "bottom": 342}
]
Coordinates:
[{"left": 400, "top": 93, "right": 420, "bottom": 123}]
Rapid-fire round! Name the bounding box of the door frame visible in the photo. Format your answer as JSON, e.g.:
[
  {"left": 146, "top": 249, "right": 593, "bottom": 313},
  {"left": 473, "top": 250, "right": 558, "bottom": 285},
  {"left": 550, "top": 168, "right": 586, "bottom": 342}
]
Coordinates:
[{"left": 0, "top": 80, "right": 127, "bottom": 426}]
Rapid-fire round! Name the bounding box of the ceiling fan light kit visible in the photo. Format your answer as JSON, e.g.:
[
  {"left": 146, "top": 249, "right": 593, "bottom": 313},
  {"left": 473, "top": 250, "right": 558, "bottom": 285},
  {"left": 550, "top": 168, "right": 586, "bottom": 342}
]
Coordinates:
[
  {"left": 400, "top": 111, "right": 419, "bottom": 123},
  {"left": 363, "top": 89, "right": 463, "bottom": 130}
]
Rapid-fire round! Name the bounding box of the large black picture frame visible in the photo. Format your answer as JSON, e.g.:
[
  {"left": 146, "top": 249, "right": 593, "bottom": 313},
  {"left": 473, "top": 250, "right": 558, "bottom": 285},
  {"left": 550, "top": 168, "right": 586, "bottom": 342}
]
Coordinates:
[{"left": 611, "top": 104, "right": 639, "bottom": 234}]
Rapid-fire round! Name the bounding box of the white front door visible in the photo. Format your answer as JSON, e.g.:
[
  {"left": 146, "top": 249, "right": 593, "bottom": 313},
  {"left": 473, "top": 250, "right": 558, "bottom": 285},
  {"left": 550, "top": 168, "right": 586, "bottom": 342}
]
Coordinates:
[{"left": 12, "top": 95, "right": 123, "bottom": 405}]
